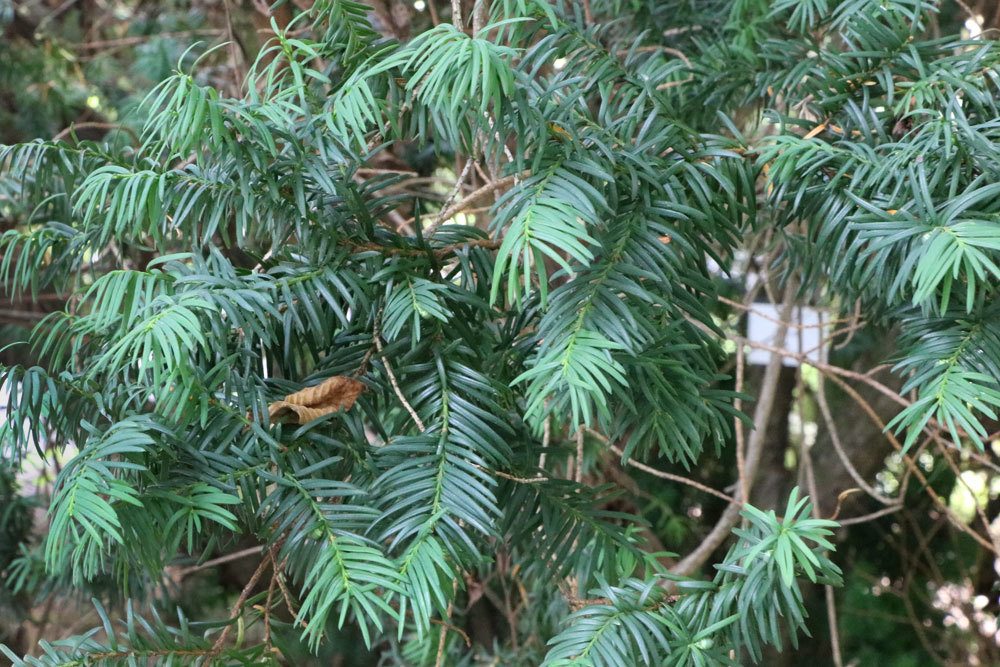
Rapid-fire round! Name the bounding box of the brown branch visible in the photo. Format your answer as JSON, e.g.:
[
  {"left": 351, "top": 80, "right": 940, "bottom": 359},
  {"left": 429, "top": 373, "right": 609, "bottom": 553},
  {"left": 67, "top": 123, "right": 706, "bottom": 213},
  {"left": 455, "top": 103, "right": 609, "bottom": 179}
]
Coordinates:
[
  {"left": 275, "top": 556, "right": 307, "bottom": 629},
  {"left": 902, "top": 572, "right": 949, "bottom": 665},
  {"left": 221, "top": 0, "right": 247, "bottom": 93},
  {"left": 837, "top": 503, "right": 904, "bottom": 526},
  {"left": 574, "top": 425, "right": 584, "bottom": 483},
  {"left": 430, "top": 618, "right": 472, "bottom": 647},
  {"left": 472, "top": 0, "right": 486, "bottom": 35},
  {"left": 826, "top": 489, "right": 860, "bottom": 521},
  {"left": 431, "top": 173, "right": 522, "bottom": 226},
  {"left": 35, "top": 0, "right": 78, "bottom": 32},
  {"left": 655, "top": 57, "right": 693, "bottom": 90},
  {"left": 737, "top": 333, "right": 987, "bottom": 455},
  {"left": 540, "top": 413, "right": 551, "bottom": 474},
  {"left": 955, "top": 0, "right": 982, "bottom": 25},
  {"left": 435, "top": 581, "right": 459, "bottom": 666},
  {"left": 426, "top": 157, "right": 475, "bottom": 236},
  {"left": 0, "top": 309, "right": 50, "bottom": 324},
  {"left": 492, "top": 468, "right": 549, "bottom": 484},
  {"left": 208, "top": 548, "right": 274, "bottom": 656},
  {"left": 262, "top": 543, "right": 281, "bottom": 652},
  {"left": 719, "top": 295, "right": 853, "bottom": 329},
  {"left": 347, "top": 237, "right": 500, "bottom": 259},
  {"left": 176, "top": 545, "right": 263, "bottom": 579},
  {"left": 374, "top": 310, "right": 426, "bottom": 432},
  {"left": 824, "top": 583, "right": 845, "bottom": 667},
  {"left": 74, "top": 30, "right": 225, "bottom": 50},
  {"left": 833, "top": 298, "right": 863, "bottom": 350},
  {"left": 434, "top": 608, "right": 450, "bottom": 666},
  {"left": 740, "top": 336, "right": 904, "bottom": 408},
  {"left": 930, "top": 437, "right": 1000, "bottom": 555},
  {"left": 815, "top": 316, "right": 896, "bottom": 506},
  {"left": 88, "top": 647, "right": 219, "bottom": 662},
  {"left": 567, "top": 595, "right": 613, "bottom": 610},
  {"left": 824, "top": 373, "right": 999, "bottom": 555},
  {"left": 801, "top": 417, "right": 843, "bottom": 667},
  {"left": 607, "top": 442, "right": 737, "bottom": 505},
  {"left": 734, "top": 344, "right": 748, "bottom": 502},
  {"left": 663, "top": 25, "right": 703, "bottom": 37},
  {"left": 671, "top": 278, "right": 798, "bottom": 578},
  {"left": 356, "top": 167, "right": 419, "bottom": 176},
  {"left": 53, "top": 122, "right": 139, "bottom": 144}
]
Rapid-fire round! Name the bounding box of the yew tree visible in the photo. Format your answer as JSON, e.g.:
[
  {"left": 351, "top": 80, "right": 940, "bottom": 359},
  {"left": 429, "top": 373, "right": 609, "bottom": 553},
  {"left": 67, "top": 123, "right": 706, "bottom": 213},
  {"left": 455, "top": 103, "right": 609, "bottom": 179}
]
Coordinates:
[{"left": 1, "top": 0, "right": 999, "bottom": 665}]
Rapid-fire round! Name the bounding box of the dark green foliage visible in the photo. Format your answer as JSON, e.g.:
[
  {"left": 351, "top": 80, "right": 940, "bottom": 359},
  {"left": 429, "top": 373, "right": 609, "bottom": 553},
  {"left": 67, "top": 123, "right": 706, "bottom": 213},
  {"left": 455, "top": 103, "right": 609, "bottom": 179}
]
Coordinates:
[
  {"left": 545, "top": 491, "right": 841, "bottom": 666},
  {"left": 736, "top": 0, "right": 1000, "bottom": 449},
  {"left": 1, "top": 0, "right": 996, "bottom": 664}
]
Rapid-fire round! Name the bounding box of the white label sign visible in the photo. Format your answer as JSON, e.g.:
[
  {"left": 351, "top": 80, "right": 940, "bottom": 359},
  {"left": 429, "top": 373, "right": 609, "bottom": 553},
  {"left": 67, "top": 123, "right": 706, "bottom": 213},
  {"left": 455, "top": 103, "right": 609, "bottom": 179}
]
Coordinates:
[{"left": 746, "top": 304, "right": 827, "bottom": 367}]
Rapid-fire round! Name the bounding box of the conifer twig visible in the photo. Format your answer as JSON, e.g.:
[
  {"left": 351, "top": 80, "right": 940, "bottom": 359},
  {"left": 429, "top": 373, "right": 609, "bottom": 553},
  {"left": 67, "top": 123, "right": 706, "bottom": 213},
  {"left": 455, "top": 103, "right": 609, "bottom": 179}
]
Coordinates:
[{"left": 374, "top": 310, "right": 426, "bottom": 431}]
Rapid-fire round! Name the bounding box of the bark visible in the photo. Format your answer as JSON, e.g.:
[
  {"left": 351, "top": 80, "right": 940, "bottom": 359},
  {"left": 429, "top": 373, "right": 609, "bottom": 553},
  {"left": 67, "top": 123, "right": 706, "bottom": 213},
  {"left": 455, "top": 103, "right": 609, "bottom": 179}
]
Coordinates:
[
  {"left": 747, "top": 365, "right": 797, "bottom": 511},
  {"left": 806, "top": 364, "right": 902, "bottom": 518}
]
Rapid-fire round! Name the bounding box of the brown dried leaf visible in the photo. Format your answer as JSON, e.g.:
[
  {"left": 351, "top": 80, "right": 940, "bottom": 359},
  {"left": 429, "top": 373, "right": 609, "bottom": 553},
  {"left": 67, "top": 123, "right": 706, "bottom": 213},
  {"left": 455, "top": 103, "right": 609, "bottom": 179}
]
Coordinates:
[
  {"left": 268, "top": 376, "right": 365, "bottom": 425},
  {"left": 803, "top": 122, "right": 827, "bottom": 140}
]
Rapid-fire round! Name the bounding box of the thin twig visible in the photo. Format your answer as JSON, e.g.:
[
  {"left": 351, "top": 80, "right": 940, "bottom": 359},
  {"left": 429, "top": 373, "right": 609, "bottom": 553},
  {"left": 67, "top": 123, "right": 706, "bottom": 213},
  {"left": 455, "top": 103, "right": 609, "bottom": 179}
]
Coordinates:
[
  {"left": 608, "top": 443, "right": 738, "bottom": 504},
  {"left": 348, "top": 237, "right": 501, "bottom": 258},
  {"left": 735, "top": 334, "right": 976, "bottom": 449},
  {"left": 53, "top": 122, "right": 139, "bottom": 143},
  {"left": 427, "top": 158, "right": 475, "bottom": 235},
  {"left": 36, "top": 0, "right": 77, "bottom": 32},
  {"left": 824, "top": 373, "right": 999, "bottom": 555},
  {"left": 262, "top": 544, "right": 280, "bottom": 652},
  {"left": 719, "top": 295, "right": 852, "bottom": 329},
  {"left": 494, "top": 468, "right": 549, "bottom": 484},
  {"left": 176, "top": 546, "right": 264, "bottom": 578},
  {"left": 825, "top": 582, "right": 844, "bottom": 667},
  {"left": 575, "top": 426, "right": 584, "bottom": 483},
  {"left": 472, "top": 0, "right": 486, "bottom": 35},
  {"left": 0, "top": 310, "right": 50, "bottom": 323},
  {"left": 209, "top": 550, "right": 273, "bottom": 655},
  {"left": 74, "top": 30, "right": 225, "bottom": 50},
  {"left": 435, "top": 581, "right": 459, "bottom": 666},
  {"left": 373, "top": 311, "right": 425, "bottom": 432},
  {"left": 387, "top": 208, "right": 415, "bottom": 235},
  {"left": 663, "top": 25, "right": 703, "bottom": 37},
  {"left": 356, "top": 167, "right": 419, "bottom": 176},
  {"left": 826, "top": 489, "right": 860, "bottom": 521},
  {"left": 275, "top": 556, "right": 307, "bottom": 629},
  {"left": 251, "top": 247, "right": 275, "bottom": 273},
  {"left": 655, "top": 53, "right": 693, "bottom": 90},
  {"left": 954, "top": 0, "right": 982, "bottom": 26},
  {"left": 738, "top": 337, "right": 904, "bottom": 408},
  {"left": 833, "top": 298, "right": 863, "bottom": 350},
  {"left": 801, "top": 412, "right": 844, "bottom": 667},
  {"left": 837, "top": 503, "right": 904, "bottom": 526},
  {"left": 734, "top": 344, "right": 747, "bottom": 502},
  {"left": 815, "top": 313, "right": 895, "bottom": 506},
  {"left": 930, "top": 437, "right": 1000, "bottom": 556},
  {"left": 222, "top": 0, "right": 246, "bottom": 93},
  {"left": 430, "top": 618, "right": 472, "bottom": 647},
  {"left": 427, "top": 173, "right": 522, "bottom": 230},
  {"left": 902, "top": 572, "right": 949, "bottom": 664},
  {"left": 539, "top": 413, "right": 551, "bottom": 474},
  {"left": 672, "top": 278, "right": 798, "bottom": 577}
]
